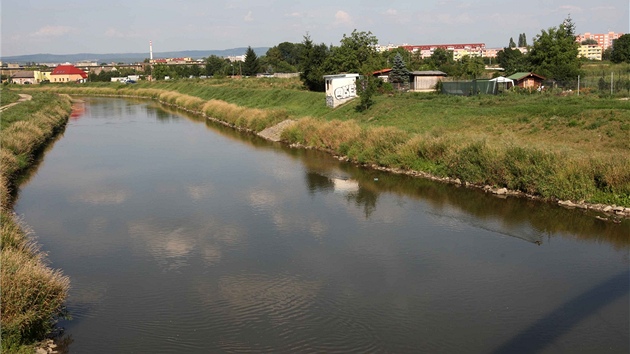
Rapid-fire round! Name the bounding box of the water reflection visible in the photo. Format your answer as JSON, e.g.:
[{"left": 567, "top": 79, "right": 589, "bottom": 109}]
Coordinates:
[
  {"left": 160, "top": 102, "right": 629, "bottom": 248},
  {"left": 14, "top": 97, "right": 628, "bottom": 353}
]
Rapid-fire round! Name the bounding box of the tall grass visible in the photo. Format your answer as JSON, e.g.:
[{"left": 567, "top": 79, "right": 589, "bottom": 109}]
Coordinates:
[
  {"left": 1, "top": 92, "right": 72, "bottom": 352},
  {"left": 23, "top": 81, "right": 630, "bottom": 206}
]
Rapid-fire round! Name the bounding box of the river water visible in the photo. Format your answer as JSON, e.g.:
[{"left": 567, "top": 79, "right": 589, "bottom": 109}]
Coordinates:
[{"left": 15, "top": 97, "right": 629, "bottom": 353}]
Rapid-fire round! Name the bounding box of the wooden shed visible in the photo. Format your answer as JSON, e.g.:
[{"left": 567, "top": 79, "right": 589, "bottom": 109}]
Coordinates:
[
  {"left": 506, "top": 72, "right": 546, "bottom": 89},
  {"left": 409, "top": 71, "right": 447, "bottom": 92}
]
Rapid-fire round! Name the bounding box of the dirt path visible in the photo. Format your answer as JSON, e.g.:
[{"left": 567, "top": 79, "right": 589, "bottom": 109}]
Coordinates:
[{"left": 0, "top": 93, "right": 32, "bottom": 112}]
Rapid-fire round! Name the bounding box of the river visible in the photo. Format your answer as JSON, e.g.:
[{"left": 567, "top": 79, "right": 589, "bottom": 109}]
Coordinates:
[{"left": 15, "top": 97, "right": 629, "bottom": 353}]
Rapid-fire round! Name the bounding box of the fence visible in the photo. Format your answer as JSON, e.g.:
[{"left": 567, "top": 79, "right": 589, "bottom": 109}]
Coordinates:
[
  {"left": 441, "top": 80, "right": 497, "bottom": 96},
  {"left": 545, "top": 68, "right": 630, "bottom": 96}
]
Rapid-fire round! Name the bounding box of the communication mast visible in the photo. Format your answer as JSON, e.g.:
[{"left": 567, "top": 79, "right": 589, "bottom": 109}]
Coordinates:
[{"left": 149, "top": 40, "right": 153, "bottom": 61}]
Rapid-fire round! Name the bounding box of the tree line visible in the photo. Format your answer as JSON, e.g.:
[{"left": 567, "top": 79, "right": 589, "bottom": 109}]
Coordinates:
[{"left": 89, "top": 15, "right": 630, "bottom": 93}]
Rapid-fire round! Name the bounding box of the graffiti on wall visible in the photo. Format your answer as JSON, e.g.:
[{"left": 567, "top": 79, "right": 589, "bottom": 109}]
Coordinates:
[
  {"left": 334, "top": 83, "right": 357, "bottom": 100},
  {"left": 326, "top": 95, "right": 334, "bottom": 108}
]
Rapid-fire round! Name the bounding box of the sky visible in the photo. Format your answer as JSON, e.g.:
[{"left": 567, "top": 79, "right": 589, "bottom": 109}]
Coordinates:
[{"left": 1, "top": 0, "right": 628, "bottom": 57}]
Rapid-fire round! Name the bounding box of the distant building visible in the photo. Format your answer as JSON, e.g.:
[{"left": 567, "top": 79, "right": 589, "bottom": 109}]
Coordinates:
[
  {"left": 323, "top": 74, "right": 359, "bottom": 108},
  {"left": 50, "top": 64, "right": 88, "bottom": 83},
  {"left": 11, "top": 71, "right": 35, "bottom": 84},
  {"left": 578, "top": 44, "right": 603, "bottom": 60},
  {"left": 225, "top": 55, "right": 245, "bottom": 62},
  {"left": 149, "top": 57, "right": 194, "bottom": 65},
  {"left": 576, "top": 32, "right": 623, "bottom": 50},
  {"left": 400, "top": 43, "right": 486, "bottom": 59}
]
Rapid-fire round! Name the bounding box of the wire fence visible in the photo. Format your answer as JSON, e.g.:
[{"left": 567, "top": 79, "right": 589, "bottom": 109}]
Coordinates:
[
  {"left": 551, "top": 71, "right": 630, "bottom": 96},
  {"left": 440, "top": 70, "right": 630, "bottom": 97}
]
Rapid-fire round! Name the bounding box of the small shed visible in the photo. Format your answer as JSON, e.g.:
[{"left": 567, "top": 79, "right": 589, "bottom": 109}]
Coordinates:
[
  {"left": 372, "top": 68, "right": 392, "bottom": 82},
  {"left": 409, "top": 71, "right": 447, "bottom": 92},
  {"left": 506, "top": 72, "right": 545, "bottom": 89},
  {"left": 324, "top": 73, "right": 360, "bottom": 108},
  {"left": 11, "top": 71, "right": 35, "bottom": 84}
]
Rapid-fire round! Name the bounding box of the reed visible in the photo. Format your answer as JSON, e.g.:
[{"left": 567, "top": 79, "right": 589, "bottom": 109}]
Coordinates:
[
  {"left": 20, "top": 82, "right": 630, "bottom": 206},
  {"left": 1, "top": 92, "right": 71, "bottom": 351}
]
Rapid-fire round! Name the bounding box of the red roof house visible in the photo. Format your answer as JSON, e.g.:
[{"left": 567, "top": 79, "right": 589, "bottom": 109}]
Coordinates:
[{"left": 50, "top": 65, "right": 88, "bottom": 83}]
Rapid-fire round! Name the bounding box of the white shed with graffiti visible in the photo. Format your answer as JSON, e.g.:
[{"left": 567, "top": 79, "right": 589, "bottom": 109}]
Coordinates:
[{"left": 324, "top": 74, "right": 360, "bottom": 108}]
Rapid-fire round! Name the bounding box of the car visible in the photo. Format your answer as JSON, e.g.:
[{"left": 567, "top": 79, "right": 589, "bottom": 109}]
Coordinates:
[{"left": 125, "top": 80, "right": 136, "bottom": 84}]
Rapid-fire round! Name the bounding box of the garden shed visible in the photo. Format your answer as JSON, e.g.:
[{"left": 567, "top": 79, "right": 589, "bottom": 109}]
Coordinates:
[
  {"left": 323, "top": 73, "right": 360, "bottom": 108},
  {"left": 409, "top": 71, "right": 447, "bottom": 92},
  {"left": 506, "top": 72, "right": 545, "bottom": 89}
]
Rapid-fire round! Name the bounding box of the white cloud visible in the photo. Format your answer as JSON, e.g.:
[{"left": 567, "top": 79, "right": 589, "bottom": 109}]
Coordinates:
[
  {"left": 244, "top": 10, "right": 254, "bottom": 22},
  {"left": 385, "top": 9, "right": 398, "bottom": 16},
  {"left": 31, "top": 25, "right": 75, "bottom": 37},
  {"left": 285, "top": 12, "right": 303, "bottom": 18},
  {"left": 334, "top": 10, "right": 354, "bottom": 26}
]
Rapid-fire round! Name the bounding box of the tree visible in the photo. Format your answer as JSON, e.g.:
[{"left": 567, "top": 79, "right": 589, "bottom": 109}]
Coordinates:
[
  {"left": 456, "top": 55, "right": 485, "bottom": 79},
  {"left": 426, "top": 48, "right": 456, "bottom": 75},
  {"left": 509, "top": 37, "right": 516, "bottom": 48},
  {"left": 152, "top": 64, "right": 171, "bottom": 80},
  {"left": 356, "top": 75, "right": 377, "bottom": 112},
  {"left": 610, "top": 34, "right": 630, "bottom": 63},
  {"left": 496, "top": 47, "right": 527, "bottom": 75},
  {"left": 561, "top": 14, "right": 576, "bottom": 37},
  {"left": 518, "top": 33, "right": 528, "bottom": 47},
  {"left": 299, "top": 34, "right": 330, "bottom": 91},
  {"left": 242, "top": 46, "right": 260, "bottom": 76},
  {"left": 602, "top": 47, "right": 613, "bottom": 61},
  {"left": 325, "top": 30, "right": 380, "bottom": 73},
  {"left": 581, "top": 38, "right": 598, "bottom": 45},
  {"left": 389, "top": 53, "right": 410, "bottom": 90},
  {"left": 427, "top": 48, "right": 453, "bottom": 69},
  {"left": 528, "top": 16, "right": 581, "bottom": 82},
  {"left": 205, "top": 55, "right": 228, "bottom": 76},
  {"left": 265, "top": 42, "right": 301, "bottom": 73}
]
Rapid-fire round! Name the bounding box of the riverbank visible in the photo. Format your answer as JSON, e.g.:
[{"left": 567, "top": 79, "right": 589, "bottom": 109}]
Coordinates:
[
  {"left": 1, "top": 88, "right": 72, "bottom": 352},
  {"left": 22, "top": 81, "right": 630, "bottom": 215}
]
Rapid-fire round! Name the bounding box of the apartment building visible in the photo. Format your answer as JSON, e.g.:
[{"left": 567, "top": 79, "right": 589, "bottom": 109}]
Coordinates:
[
  {"left": 578, "top": 44, "right": 603, "bottom": 60},
  {"left": 576, "top": 32, "right": 623, "bottom": 50}
]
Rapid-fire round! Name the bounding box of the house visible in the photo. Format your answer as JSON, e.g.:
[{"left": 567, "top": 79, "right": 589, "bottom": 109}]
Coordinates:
[
  {"left": 372, "top": 68, "right": 392, "bottom": 82},
  {"left": 506, "top": 72, "right": 545, "bottom": 89},
  {"left": 323, "top": 74, "right": 360, "bottom": 108},
  {"left": 50, "top": 64, "right": 88, "bottom": 83},
  {"left": 409, "top": 71, "right": 447, "bottom": 92},
  {"left": 11, "top": 71, "right": 35, "bottom": 84}
]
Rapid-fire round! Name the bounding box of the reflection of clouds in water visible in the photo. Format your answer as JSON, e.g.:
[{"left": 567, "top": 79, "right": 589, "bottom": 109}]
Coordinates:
[
  {"left": 273, "top": 211, "right": 328, "bottom": 238},
  {"left": 128, "top": 218, "right": 246, "bottom": 269},
  {"left": 87, "top": 216, "right": 109, "bottom": 233},
  {"left": 71, "top": 188, "right": 128, "bottom": 205},
  {"left": 248, "top": 190, "right": 279, "bottom": 209},
  {"left": 187, "top": 182, "right": 215, "bottom": 201},
  {"left": 128, "top": 223, "right": 195, "bottom": 266},
  {"left": 271, "top": 165, "right": 298, "bottom": 182},
  {"left": 208, "top": 274, "right": 322, "bottom": 326}
]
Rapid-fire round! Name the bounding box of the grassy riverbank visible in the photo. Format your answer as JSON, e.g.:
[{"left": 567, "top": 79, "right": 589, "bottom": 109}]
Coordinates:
[
  {"left": 24, "top": 79, "right": 630, "bottom": 207},
  {"left": 1, "top": 88, "right": 72, "bottom": 352}
]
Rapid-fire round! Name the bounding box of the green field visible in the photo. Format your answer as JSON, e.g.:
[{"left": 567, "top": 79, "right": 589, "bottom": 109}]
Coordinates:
[{"left": 19, "top": 77, "right": 630, "bottom": 206}]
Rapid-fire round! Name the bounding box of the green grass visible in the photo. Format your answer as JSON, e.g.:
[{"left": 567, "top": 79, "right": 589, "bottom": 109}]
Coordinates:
[
  {"left": 1, "top": 87, "right": 21, "bottom": 106},
  {"left": 1, "top": 92, "right": 72, "bottom": 352},
  {"left": 23, "top": 78, "right": 630, "bottom": 206}
]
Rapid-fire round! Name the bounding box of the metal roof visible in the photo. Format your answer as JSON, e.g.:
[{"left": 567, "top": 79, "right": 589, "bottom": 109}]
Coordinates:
[{"left": 409, "top": 71, "right": 447, "bottom": 76}]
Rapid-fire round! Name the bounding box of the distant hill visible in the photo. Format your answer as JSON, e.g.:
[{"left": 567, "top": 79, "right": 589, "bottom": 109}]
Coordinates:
[{"left": 1, "top": 47, "right": 270, "bottom": 64}]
